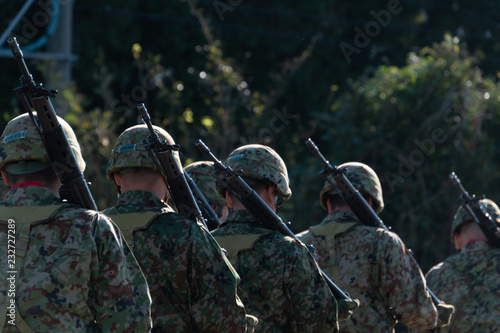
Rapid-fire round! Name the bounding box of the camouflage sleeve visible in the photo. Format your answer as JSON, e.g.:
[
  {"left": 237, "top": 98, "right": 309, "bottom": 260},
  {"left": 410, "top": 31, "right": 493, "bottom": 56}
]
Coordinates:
[
  {"left": 425, "top": 262, "right": 445, "bottom": 288},
  {"left": 405, "top": 265, "right": 446, "bottom": 333},
  {"left": 377, "top": 230, "right": 438, "bottom": 329},
  {"left": 286, "top": 241, "right": 339, "bottom": 333},
  {"left": 88, "top": 213, "right": 152, "bottom": 332},
  {"left": 188, "top": 223, "right": 248, "bottom": 332}
]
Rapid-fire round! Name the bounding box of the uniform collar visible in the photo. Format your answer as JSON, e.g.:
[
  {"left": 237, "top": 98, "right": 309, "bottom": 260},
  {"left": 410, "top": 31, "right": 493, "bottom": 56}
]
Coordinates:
[{"left": 2, "top": 185, "right": 61, "bottom": 206}]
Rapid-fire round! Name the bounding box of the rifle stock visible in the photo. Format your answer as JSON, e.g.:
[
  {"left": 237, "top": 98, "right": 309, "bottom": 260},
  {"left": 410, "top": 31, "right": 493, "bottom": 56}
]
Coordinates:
[
  {"left": 305, "top": 138, "right": 442, "bottom": 305},
  {"left": 449, "top": 172, "right": 500, "bottom": 248},
  {"left": 8, "top": 37, "right": 97, "bottom": 210},
  {"left": 195, "top": 139, "right": 351, "bottom": 301}
]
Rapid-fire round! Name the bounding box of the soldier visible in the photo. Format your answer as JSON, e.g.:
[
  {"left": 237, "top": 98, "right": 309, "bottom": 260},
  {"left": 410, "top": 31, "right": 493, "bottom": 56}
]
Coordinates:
[
  {"left": 102, "top": 124, "right": 255, "bottom": 332},
  {"left": 211, "top": 144, "right": 349, "bottom": 332},
  {"left": 0, "top": 113, "right": 152, "bottom": 332},
  {"left": 413, "top": 198, "right": 500, "bottom": 332},
  {"left": 185, "top": 160, "right": 229, "bottom": 222},
  {"left": 297, "top": 162, "right": 455, "bottom": 332}
]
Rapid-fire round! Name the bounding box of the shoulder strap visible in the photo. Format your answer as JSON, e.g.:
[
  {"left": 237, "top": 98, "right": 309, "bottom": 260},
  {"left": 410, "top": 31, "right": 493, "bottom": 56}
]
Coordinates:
[
  {"left": 310, "top": 221, "right": 359, "bottom": 333},
  {"left": 311, "top": 221, "right": 359, "bottom": 237},
  {"left": 0, "top": 204, "right": 68, "bottom": 257},
  {"left": 213, "top": 233, "right": 270, "bottom": 266},
  {"left": 309, "top": 222, "right": 359, "bottom": 283},
  {"left": 106, "top": 207, "right": 174, "bottom": 247}
]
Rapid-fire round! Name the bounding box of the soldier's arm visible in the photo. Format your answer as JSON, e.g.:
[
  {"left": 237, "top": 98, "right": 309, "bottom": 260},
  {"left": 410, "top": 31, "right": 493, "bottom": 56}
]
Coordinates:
[
  {"left": 188, "top": 222, "right": 248, "bottom": 332},
  {"left": 405, "top": 266, "right": 448, "bottom": 333},
  {"left": 287, "top": 241, "right": 339, "bottom": 332},
  {"left": 377, "top": 230, "right": 439, "bottom": 329},
  {"left": 89, "top": 214, "right": 152, "bottom": 332}
]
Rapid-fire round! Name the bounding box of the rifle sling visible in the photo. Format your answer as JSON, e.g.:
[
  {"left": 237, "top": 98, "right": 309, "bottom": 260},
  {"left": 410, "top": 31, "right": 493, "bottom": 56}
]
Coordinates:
[
  {"left": 106, "top": 207, "right": 175, "bottom": 247},
  {"left": 213, "top": 233, "right": 270, "bottom": 267}
]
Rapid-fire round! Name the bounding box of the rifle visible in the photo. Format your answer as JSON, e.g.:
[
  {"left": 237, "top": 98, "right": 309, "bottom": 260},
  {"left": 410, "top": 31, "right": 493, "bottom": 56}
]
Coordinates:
[
  {"left": 8, "top": 37, "right": 97, "bottom": 210},
  {"left": 137, "top": 103, "right": 217, "bottom": 230},
  {"left": 195, "top": 139, "right": 351, "bottom": 301},
  {"left": 448, "top": 172, "right": 500, "bottom": 248},
  {"left": 305, "top": 138, "right": 442, "bottom": 305}
]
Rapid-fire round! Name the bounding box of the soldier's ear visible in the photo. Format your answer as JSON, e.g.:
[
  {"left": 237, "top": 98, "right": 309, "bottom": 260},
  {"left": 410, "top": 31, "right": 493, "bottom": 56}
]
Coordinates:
[
  {"left": 366, "top": 196, "right": 374, "bottom": 209},
  {"left": 225, "top": 191, "right": 234, "bottom": 209},
  {"left": 326, "top": 197, "right": 333, "bottom": 213},
  {"left": 264, "top": 186, "right": 278, "bottom": 211},
  {"left": 113, "top": 173, "right": 122, "bottom": 186},
  {"left": 453, "top": 233, "right": 461, "bottom": 251},
  {"left": 0, "top": 169, "right": 11, "bottom": 186}
]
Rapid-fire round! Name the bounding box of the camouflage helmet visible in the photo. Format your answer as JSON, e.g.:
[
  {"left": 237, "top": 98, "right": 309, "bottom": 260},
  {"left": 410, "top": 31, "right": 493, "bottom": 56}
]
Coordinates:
[
  {"left": 319, "top": 162, "right": 384, "bottom": 213},
  {"left": 222, "top": 144, "right": 292, "bottom": 201},
  {"left": 451, "top": 198, "right": 500, "bottom": 238},
  {"left": 0, "top": 112, "right": 85, "bottom": 174},
  {"left": 185, "top": 161, "right": 226, "bottom": 206},
  {"left": 106, "top": 124, "right": 179, "bottom": 179}
]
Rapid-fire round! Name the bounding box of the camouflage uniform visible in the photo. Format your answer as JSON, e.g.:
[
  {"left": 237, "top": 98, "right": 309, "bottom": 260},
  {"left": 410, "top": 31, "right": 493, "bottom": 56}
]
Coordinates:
[
  {"left": 0, "top": 113, "right": 152, "bottom": 332},
  {"left": 212, "top": 210, "right": 339, "bottom": 332},
  {"left": 104, "top": 125, "right": 250, "bottom": 332},
  {"left": 423, "top": 241, "right": 500, "bottom": 332},
  {"left": 102, "top": 190, "right": 249, "bottom": 332},
  {"left": 211, "top": 144, "right": 340, "bottom": 333},
  {"left": 297, "top": 162, "right": 449, "bottom": 332},
  {"left": 298, "top": 211, "right": 439, "bottom": 332},
  {"left": 414, "top": 199, "right": 500, "bottom": 332}
]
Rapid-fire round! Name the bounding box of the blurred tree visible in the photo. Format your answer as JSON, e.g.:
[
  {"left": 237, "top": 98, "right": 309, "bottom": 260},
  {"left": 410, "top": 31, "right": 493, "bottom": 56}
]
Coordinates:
[
  {"left": 308, "top": 35, "right": 500, "bottom": 273},
  {"left": 1, "top": 8, "right": 500, "bottom": 329}
]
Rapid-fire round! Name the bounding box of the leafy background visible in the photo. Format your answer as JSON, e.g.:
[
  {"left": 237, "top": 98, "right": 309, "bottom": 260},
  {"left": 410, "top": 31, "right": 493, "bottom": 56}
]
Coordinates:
[{"left": 1, "top": 1, "right": 500, "bottom": 330}]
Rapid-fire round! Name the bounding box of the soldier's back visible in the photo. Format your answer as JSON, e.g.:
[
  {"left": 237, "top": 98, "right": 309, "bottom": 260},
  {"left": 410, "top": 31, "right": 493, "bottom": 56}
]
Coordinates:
[
  {"left": 299, "top": 210, "right": 438, "bottom": 332},
  {"left": 426, "top": 241, "right": 500, "bottom": 332},
  {"left": 103, "top": 189, "right": 248, "bottom": 332},
  {"left": 213, "top": 210, "right": 339, "bottom": 333},
  {"left": 0, "top": 186, "right": 152, "bottom": 332}
]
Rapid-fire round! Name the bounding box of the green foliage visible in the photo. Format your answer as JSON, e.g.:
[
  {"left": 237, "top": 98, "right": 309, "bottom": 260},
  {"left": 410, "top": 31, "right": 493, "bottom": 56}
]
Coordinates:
[
  {"left": 313, "top": 35, "right": 500, "bottom": 271},
  {"left": 2, "top": 2, "right": 500, "bottom": 307}
]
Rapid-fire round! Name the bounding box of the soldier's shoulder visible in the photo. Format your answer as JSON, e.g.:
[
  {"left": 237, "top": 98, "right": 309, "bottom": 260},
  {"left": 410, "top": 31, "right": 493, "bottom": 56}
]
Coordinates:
[
  {"left": 53, "top": 205, "right": 100, "bottom": 226},
  {"left": 296, "top": 228, "right": 313, "bottom": 241},
  {"left": 339, "top": 223, "right": 390, "bottom": 243},
  {"left": 370, "top": 226, "right": 406, "bottom": 246},
  {"left": 427, "top": 261, "right": 447, "bottom": 275},
  {"left": 425, "top": 260, "right": 456, "bottom": 287},
  {"left": 259, "top": 231, "right": 309, "bottom": 256},
  {"left": 149, "top": 209, "right": 187, "bottom": 224},
  {"left": 150, "top": 212, "right": 213, "bottom": 242}
]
